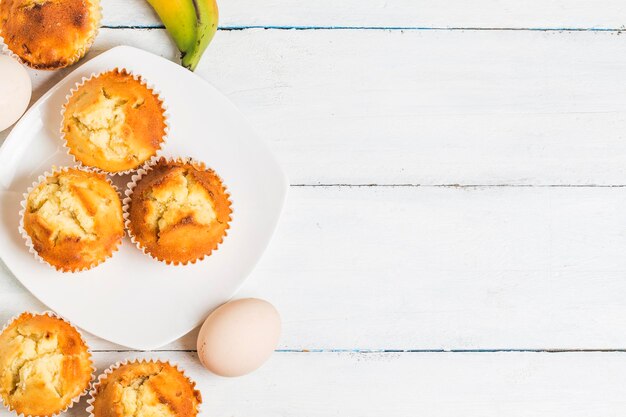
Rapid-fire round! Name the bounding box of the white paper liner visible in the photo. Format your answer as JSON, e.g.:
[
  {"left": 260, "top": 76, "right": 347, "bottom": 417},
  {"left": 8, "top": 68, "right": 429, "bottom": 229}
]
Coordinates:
[
  {"left": 86, "top": 358, "right": 202, "bottom": 417},
  {"left": 0, "top": 311, "right": 96, "bottom": 417},
  {"left": 59, "top": 67, "right": 170, "bottom": 176},
  {"left": 122, "top": 156, "right": 232, "bottom": 266},
  {"left": 18, "top": 166, "right": 124, "bottom": 273},
  {"left": 0, "top": 0, "right": 102, "bottom": 70}
]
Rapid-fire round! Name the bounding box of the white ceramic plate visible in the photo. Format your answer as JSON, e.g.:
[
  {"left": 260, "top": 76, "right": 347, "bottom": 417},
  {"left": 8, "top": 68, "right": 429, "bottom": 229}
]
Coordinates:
[{"left": 0, "top": 46, "right": 288, "bottom": 350}]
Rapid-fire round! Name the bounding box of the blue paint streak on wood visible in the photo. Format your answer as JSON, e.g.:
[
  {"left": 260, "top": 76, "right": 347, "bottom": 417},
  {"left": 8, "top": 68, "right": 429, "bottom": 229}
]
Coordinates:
[
  {"left": 275, "top": 348, "right": 626, "bottom": 353},
  {"left": 90, "top": 348, "right": 626, "bottom": 353},
  {"left": 101, "top": 25, "right": 623, "bottom": 32}
]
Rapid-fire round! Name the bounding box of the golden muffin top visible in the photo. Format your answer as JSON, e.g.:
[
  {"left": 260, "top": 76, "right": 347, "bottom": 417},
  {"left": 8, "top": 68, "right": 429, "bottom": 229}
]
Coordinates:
[
  {"left": 0, "top": 312, "right": 92, "bottom": 417},
  {"left": 22, "top": 168, "right": 124, "bottom": 272},
  {"left": 0, "top": 0, "right": 100, "bottom": 69},
  {"left": 62, "top": 69, "right": 167, "bottom": 173},
  {"left": 91, "top": 361, "right": 201, "bottom": 417},
  {"left": 127, "top": 158, "right": 231, "bottom": 265}
]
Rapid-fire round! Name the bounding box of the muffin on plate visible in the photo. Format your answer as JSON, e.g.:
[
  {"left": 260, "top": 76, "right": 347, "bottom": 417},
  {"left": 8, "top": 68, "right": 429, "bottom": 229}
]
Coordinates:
[
  {"left": 0, "top": 0, "right": 101, "bottom": 70},
  {"left": 61, "top": 69, "right": 168, "bottom": 174},
  {"left": 88, "top": 360, "right": 201, "bottom": 417},
  {"left": 0, "top": 312, "right": 93, "bottom": 417},
  {"left": 124, "top": 157, "right": 231, "bottom": 265},
  {"left": 20, "top": 167, "right": 124, "bottom": 272}
]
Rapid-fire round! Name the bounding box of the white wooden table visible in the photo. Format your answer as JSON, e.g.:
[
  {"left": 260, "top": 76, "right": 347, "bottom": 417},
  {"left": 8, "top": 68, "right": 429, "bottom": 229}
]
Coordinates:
[{"left": 3, "top": 1, "right": 626, "bottom": 415}]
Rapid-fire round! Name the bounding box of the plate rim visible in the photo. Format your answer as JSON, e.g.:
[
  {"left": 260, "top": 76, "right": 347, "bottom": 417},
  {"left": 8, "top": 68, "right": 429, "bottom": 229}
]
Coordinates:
[{"left": 0, "top": 45, "right": 289, "bottom": 349}]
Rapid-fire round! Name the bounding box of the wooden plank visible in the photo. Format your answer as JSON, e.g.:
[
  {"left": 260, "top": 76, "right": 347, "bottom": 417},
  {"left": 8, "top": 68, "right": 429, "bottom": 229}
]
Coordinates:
[
  {"left": 3, "top": 186, "right": 626, "bottom": 351},
  {"left": 4, "top": 29, "right": 626, "bottom": 185},
  {"left": 2, "top": 351, "right": 626, "bottom": 416},
  {"left": 101, "top": 0, "right": 626, "bottom": 29}
]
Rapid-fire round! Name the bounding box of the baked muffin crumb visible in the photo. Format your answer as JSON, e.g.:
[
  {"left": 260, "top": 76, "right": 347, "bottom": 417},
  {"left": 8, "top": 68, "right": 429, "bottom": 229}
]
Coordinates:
[
  {"left": 0, "top": 0, "right": 100, "bottom": 69},
  {"left": 91, "top": 361, "right": 201, "bottom": 417},
  {"left": 28, "top": 174, "right": 98, "bottom": 240},
  {"left": 126, "top": 158, "right": 231, "bottom": 265},
  {"left": 69, "top": 88, "right": 131, "bottom": 160},
  {"left": 62, "top": 69, "right": 167, "bottom": 173},
  {"left": 0, "top": 313, "right": 92, "bottom": 416},
  {"left": 21, "top": 168, "right": 124, "bottom": 272},
  {"left": 144, "top": 168, "right": 217, "bottom": 234}
]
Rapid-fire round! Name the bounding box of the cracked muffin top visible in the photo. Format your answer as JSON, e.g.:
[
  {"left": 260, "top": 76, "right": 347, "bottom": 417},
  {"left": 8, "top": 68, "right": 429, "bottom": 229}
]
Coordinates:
[
  {"left": 90, "top": 360, "right": 201, "bottom": 417},
  {"left": 0, "top": 312, "right": 92, "bottom": 416},
  {"left": 62, "top": 69, "right": 167, "bottom": 173},
  {"left": 126, "top": 158, "right": 231, "bottom": 265},
  {"left": 0, "top": 0, "right": 100, "bottom": 69},
  {"left": 21, "top": 168, "right": 124, "bottom": 272}
]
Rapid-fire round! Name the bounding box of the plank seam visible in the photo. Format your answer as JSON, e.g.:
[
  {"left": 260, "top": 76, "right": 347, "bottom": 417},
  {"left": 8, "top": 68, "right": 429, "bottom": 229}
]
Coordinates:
[
  {"left": 91, "top": 349, "right": 626, "bottom": 353},
  {"left": 101, "top": 25, "right": 626, "bottom": 32},
  {"left": 290, "top": 184, "right": 626, "bottom": 188}
]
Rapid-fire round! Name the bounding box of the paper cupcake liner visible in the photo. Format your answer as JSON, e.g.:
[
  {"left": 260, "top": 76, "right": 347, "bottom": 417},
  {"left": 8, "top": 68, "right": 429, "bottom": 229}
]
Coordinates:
[
  {"left": 60, "top": 67, "right": 170, "bottom": 176},
  {"left": 0, "top": 36, "right": 24, "bottom": 67},
  {"left": 0, "top": 0, "right": 102, "bottom": 70},
  {"left": 122, "top": 156, "right": 233, "bottom": 266},
  {"left": 86, "top": 358, "right": 202, "bottom": 417},
  {"left": 0, "top": 311, "right": 96, "bottom": 417},
  {"left": 19, "top": 166, "right": 124, "bottom": 273}
]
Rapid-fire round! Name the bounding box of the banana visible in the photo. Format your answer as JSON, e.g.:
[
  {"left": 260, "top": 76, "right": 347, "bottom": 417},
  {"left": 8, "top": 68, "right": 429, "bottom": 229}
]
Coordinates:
[
  {"left": 182, "top": 0, "right": 219, "bottom": 71},
  {"left": 145, "top": 0, "right": 219, "bottom": 71},
  {"left": 146, "top": 0, "right": 197, "bottom": 55}
]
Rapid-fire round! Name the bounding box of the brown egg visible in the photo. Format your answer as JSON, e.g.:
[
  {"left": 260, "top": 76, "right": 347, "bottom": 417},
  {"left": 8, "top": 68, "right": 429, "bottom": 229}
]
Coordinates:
[
  {"left": 197, "top": 298, "right": 281, "bottom": 377},
  {"left": 0, "top": 55, "right": 31, "bottom": 132}
]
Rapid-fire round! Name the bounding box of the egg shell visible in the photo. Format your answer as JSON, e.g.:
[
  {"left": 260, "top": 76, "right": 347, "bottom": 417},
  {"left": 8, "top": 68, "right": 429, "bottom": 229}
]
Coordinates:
[
  {"left": 0, "top": 55, "right": 31, "bottom": 132},
  {"left": 197, "top": 298, "right": 281, "bottom": 377}
]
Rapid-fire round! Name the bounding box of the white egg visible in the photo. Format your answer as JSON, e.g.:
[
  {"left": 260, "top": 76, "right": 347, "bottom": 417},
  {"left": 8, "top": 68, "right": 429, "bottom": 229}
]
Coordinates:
[
  {"left": 0, "top": 55, "right": 31, "bottom": 132},
  {"left": 197, "top": 298, "right": 281, "bottom": 377}
]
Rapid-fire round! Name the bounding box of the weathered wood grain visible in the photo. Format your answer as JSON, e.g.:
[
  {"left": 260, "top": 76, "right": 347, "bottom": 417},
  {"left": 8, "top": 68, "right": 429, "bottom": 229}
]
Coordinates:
[
  {"left": 3, "top": 186, "right": 626, "bottom": 351},
  {"left": 102, "top": 0, "right": 626, "bottom": 29},
  {"left": 2, "top": 2, "right": 626, "bottom": 415},
  {"left": 3, "top": 351, "right": 626, "bottom": 417},
  {"left": 3, "top": 29, "right": 626, "bottom": 185}
]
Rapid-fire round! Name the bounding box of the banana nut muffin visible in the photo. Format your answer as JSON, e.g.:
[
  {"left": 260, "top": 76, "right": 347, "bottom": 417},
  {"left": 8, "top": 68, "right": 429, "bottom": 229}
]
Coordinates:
[
  {"left": 90, "top": 360, "right": 201, "bottom": 417},
  {"left": 0, "top": 312, "right": 92, "bottom": 416},
  {"left": 62, "top": 69, "right": 167, "bottom": 174},
  {"left": 21, "top": 167, "right": 124, "bottom": 272},
  {"left": 125, "top": 158, "right": 231, "bottom": 265},
  {"left": 0, "top": 0, "right": 100, "bottom": 69}
]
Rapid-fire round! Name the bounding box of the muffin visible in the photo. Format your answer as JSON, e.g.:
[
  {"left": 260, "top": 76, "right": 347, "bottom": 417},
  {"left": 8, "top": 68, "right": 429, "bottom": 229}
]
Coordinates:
[
  {"left": 125, "top": 158, "right": 231, "bottom": 265},
  {"left": 88, "top": 360, "right": 201, "bottom": 417},
  {"left": 20, "top": 167, "right": 124, "bottom": 272},
  {"left": 0, "top": 0, "right": 100, "bottom": 70},
  {"left": 62, "top": 69, "right": 168, "bottom": 174},
  {"left": 0, "top": 312, "right": 93, "bottom": 416}
]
